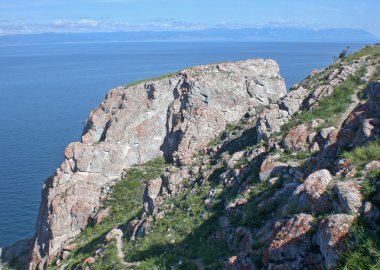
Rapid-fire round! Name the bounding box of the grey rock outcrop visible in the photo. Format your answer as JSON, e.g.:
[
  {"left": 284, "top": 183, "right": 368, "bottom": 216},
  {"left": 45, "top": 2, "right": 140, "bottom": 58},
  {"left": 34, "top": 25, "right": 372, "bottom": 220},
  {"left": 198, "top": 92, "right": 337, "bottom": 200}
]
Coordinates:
[
  {"left": 27, "top": 59, "right": 286, "bottom": 269},
  {"left": 256, "top": 104, "right": 289, "bottom": 142}
]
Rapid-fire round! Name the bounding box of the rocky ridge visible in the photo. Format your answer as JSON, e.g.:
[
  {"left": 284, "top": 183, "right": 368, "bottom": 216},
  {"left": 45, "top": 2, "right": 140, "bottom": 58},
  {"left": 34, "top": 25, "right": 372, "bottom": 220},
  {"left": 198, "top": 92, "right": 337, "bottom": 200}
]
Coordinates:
[
  {"left": 2, "top": 45, "right": 380, "bottom": 270},
  {"left": 1, "top": 59, "right": 286, "bottom": 269}
]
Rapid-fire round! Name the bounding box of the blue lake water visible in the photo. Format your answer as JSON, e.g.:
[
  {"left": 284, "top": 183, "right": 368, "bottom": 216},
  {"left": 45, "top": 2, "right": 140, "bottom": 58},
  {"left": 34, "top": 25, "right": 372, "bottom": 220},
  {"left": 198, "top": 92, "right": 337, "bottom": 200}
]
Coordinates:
[{"left": 0, "top": 42, "right": 364, "bottom": 247}]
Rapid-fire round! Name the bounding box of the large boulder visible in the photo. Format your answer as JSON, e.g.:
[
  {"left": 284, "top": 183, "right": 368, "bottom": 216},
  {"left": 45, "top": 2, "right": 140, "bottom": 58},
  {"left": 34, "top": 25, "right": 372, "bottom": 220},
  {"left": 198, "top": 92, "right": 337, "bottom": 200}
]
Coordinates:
[
  {"left": 316, "top": 214, "right": 355, "bottom": 269},
  {"left": 334, "top": 181, "right": 363, "bottom": 215},
  {"left": 259, "top": 154, "right": 288, "bottom": 182},
  {"left": 294, "top": 169, "right": 333, "bottom": 213},
  {"left": 256, "top": 105, "right": 289, "bottom": 142},
  {"left": 143, "top": 177, "right": 163, "bottom": 214},
  {"left": 280, "top": 86, "right": 309, "bottom": 116},
  {"left": 263, "top": 214, "right": 322, "bottom": 269},
  {"left": 26, "top": 59, "right": 286, "bottom": 269},
  {"left": 283, "top": 124, "right": 310, "bottom": 151}
]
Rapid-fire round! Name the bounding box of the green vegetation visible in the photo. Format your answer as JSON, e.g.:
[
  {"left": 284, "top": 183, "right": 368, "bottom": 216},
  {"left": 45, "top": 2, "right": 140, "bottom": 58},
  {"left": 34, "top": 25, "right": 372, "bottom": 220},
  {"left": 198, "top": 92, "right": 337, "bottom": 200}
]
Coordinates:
[
  {"left": 338, "top": 220, "right": 380, "bottom": 270},
  {"left": 225, "top": 122, "right": 239, "bottom": 132},
  {"left": 345, "top": 45, "right": 380, "bottom": 61},
  {"left": 277, "top": 150, "right": 312, "bottom": 165},
  {"left": 91, "top": 241, "right": 123, "bottom": 270},
  {"left": 47, "top": 158, "right": 168, "bottom": 270},
  {"left": 123, "top": 177, "right": 227, "bottom": 269},
  {"left": 125, "top": 72, "right": 179, "bottom": 88},
  {"left": 207, "top": 134, "right": 222, "bottom": 147},
  {"left": 362, "top": 170, "right": 379, "bottom": 201},
  {"left": 282, "top": 67, "right": 367, "bottom": 134},
  {"left": 341, "top": 139, "right": 380, "bottom": 169},
  {"left": 338, "top": 46, "right": 350, "bottom": 60},
  {"left": 372, "top": 65, "right": 380, "bottom": 80}
]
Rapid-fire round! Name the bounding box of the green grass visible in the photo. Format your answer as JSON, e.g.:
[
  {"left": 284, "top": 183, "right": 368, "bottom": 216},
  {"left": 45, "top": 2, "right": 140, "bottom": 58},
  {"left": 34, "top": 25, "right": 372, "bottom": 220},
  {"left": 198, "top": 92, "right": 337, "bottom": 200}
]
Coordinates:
[
  {"left": 345, "top": 45, "right": 380, "bottom": 62},
  {"left": 207, "top": 134, "right": 222, "bottom": 147},
  {"left": 338, "top": 220, "right": 380, "bottom": 270},
  {"left": 91, "top": 241, "right": 124, "bottom": 270},
  {"left": 284, "top": 45, "right": 380, "bottom": 136},
  {"left": 362, "top": 170, "right": 379, "bottom": 201},
  {"left": 281, "top": 67, "right": 367, "bottom": 135},
  {"left": 225, "top": 122, "right": 239, "bottom": 132},
  {"left": 372, "top": 65, "right": 380, "bottom": 80},
  {"left": 122, "top": 178, "right": 228, "bottom": 269},
  {"left": 277, "top": 150, "right": 311, "bottom": 165},
  {"left": 341, "top": 139, "right": 380, "bottom": 169},
  {"left": 47, "top": 158, "right": 169, "bottom": 270},
  {"left": 125, "top": 72, "right": 179, "bottom": 88}
]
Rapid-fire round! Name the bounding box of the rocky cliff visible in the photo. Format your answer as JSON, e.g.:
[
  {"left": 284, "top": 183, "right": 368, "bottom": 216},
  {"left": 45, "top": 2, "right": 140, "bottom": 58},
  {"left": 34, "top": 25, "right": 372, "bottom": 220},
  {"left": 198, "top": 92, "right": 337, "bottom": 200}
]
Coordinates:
[
  {"left": 3, "top": 45, "right": 380, "bottom": 270},
  {"left": 2, "top": 59, "right": 286, "bottom": 269}
]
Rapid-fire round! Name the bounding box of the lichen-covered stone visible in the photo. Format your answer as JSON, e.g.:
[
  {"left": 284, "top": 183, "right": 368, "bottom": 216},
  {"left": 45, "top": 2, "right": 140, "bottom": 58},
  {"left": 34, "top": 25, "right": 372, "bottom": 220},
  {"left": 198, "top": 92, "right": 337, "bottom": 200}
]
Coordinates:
[
  {"left": 334, "top": 181, "right": 363, "bottom": 215},
  {"left": 316, "top": 214, "right": 355, "bottom": 269}
]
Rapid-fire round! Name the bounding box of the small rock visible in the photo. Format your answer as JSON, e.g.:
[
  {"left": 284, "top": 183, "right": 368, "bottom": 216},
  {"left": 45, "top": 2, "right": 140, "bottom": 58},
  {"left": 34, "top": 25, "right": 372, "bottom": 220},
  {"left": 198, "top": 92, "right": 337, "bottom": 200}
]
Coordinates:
[
  {"left": 260, "top": 154, "right": 288, "bottom": 181},
  {"left": 105, "top": 228, "right": 123, "bottom": 242},
  {"left": 95, "top": 248, "right": 104, "bottom": 255},
  {"left": 227, "top": 198, "right": 249, "bottom": 209},
  {"left": 61, "top": 250, "right": 70, "bottom": 260},
  {"left": 268, "top": 177, "right": 280, "bottom": 187},
  {"left": 225, "top": 253, "right": 255, "bottom": 270},
  {"left": 310, "top": 142, "right": 320, "bottom": 152},
  {"left": 280, "top": 86, "right": 309, "bottom": 116},
  {"left": 320, "top": 127, "right": 336, "bottom": 140},
  {"left": 84, "top": 257, "right": 95, "bottom": 265},
  {"left": 227, "top": 151, "right": 246, "bottom": 169},
  {"left": 364, "top": 160, "right": 380, "bottom": 171},
  {"left": 63, "top": 243, "right": 78, "bottom": 251},
  {"left": 256, "top": 105, "right": 290, "bottom": 142},
  {"left": 335, "top": 158, "right": 357, "bottom": 178},
  {"left": 93, "top": 206, "right": 111, "bottom": 225},
  {"left": 311, "top": 119, "right": 325, "bottom": 129},
  {"left": 363, "top": 201, "right": 373, "bottom": 214},
  {"left": 228, "top": 255, "right": 238, "bottom": 265},
  {"left": 307, "top": 131, "right": 317, "bottom": 143}
]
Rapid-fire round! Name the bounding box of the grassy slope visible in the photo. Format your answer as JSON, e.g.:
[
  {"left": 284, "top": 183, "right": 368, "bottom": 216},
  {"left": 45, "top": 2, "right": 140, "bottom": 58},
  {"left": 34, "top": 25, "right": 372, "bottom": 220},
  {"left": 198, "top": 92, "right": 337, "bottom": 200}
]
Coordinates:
[
  {"left": 338, "top": 140, "right": 380, "bottom": 270},
  {"left": 47, "top": 158, "right": 169, "bottom": 270}
]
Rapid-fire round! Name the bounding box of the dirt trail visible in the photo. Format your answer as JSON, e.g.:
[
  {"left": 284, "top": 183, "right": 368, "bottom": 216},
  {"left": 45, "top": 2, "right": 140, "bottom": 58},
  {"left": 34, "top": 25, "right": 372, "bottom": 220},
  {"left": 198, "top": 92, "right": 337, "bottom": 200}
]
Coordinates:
[{"left": 114, "top": 233, "right": 140, "bottom": 268}]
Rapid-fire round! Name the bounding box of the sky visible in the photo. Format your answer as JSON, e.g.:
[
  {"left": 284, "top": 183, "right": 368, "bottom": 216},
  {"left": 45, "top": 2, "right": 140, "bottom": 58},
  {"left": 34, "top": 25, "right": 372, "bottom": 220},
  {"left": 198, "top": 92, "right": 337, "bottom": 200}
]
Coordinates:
[{"left": 0, "top": 0, "right": 379, "bottom": 36}]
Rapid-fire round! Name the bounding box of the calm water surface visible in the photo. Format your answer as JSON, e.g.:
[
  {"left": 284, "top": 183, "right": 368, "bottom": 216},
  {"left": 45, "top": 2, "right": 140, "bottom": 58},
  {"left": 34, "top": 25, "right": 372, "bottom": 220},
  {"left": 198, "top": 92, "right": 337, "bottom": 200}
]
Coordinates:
[{"left": 0, "top": 42, "right": 364, "bottom": 246}]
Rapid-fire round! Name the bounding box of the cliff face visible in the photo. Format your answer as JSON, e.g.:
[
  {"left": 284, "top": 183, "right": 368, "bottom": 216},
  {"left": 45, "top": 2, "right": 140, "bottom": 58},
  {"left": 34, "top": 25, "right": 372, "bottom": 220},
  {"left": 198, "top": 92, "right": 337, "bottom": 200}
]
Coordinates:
[{"left": 25, "top": 59, "right": 286, "bottom": 269}]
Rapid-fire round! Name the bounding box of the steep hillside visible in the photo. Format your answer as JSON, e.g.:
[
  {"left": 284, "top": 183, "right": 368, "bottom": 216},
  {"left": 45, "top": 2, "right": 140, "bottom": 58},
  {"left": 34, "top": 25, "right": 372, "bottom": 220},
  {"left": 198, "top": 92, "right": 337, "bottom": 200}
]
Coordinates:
[{"left": 2, "top": 45, "right": 380, "bottom": 270}]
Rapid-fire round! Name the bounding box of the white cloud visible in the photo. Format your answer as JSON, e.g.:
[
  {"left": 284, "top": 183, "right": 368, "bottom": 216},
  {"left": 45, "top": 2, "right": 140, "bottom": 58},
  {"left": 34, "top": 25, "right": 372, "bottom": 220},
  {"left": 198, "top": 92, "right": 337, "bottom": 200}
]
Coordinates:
[{"left": 0, "top": 18, "right": 364, "bottom": 36}]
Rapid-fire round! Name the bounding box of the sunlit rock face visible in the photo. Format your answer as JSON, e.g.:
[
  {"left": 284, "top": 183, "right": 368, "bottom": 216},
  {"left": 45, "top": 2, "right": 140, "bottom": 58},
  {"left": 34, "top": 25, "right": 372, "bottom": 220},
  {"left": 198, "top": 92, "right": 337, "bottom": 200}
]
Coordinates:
[{"left": 28, "top": 59, "right": 286, "bottom": 269}]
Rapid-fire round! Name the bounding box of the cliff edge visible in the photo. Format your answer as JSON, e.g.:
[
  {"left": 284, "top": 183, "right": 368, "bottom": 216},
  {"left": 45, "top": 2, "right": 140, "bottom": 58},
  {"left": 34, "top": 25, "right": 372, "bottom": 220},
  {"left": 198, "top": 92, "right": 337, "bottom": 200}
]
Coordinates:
[{"left": 4, "top": 59, "right": 286, "bottom": 269}]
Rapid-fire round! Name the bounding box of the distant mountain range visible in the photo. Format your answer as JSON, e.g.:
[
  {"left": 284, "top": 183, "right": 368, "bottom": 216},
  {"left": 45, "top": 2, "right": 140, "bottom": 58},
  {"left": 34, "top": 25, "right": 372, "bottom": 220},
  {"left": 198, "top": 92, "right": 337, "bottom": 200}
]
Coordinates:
[{"left": 0, "top": 27, "right": 378, "bottom": 45}]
